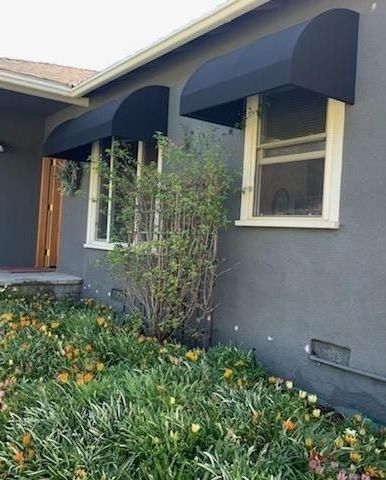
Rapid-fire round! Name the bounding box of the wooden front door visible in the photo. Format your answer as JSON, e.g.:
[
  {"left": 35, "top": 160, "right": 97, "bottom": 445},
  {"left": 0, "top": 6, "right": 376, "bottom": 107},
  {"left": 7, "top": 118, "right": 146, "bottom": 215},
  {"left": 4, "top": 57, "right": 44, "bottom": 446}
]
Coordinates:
[{"left": 35, "top": 158, "right": 63, "bottom": 268}]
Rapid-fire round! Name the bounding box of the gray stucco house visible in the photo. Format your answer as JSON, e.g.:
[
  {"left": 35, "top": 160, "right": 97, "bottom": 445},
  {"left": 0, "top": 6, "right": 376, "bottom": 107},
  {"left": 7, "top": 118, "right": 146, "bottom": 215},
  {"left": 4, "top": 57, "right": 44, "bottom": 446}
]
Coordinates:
[{"left": 0, "top": 0, "right": 385, "bottom": 422}]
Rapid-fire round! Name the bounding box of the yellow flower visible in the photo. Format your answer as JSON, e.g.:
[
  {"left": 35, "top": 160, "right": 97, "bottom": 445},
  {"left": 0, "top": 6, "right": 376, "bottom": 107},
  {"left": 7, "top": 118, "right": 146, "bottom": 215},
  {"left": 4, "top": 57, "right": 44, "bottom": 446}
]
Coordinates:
[
  {"left": 185, "top": 350, "right": 200, "bottom": 362},
  {"left": 85, "top": 344, "right": 93, "bottom": 353},
  {"left": 76, "top": 373, "right": 94, "bottom": 385},
  {"left": 169, "top": 396, "right": 176, "bottom": 406},
  {"left": 283, "top": 419, "right": 296, "bottom": 431},
  {"left": 169, "top": 431, "right": 179, "bottom": 441},
  {"left": 305, "top": 438, "right": 314, "bottom": 449},
  {"left": 75, "top": 468, "right": 88, "bottom": 479},
  {"left": 353, "top": 414, "right": 362, "bottom": 423},
  {"left": 304, "top": 413, "right": 311, "bottom": 422},
  {"left": 224, "top": 368, "right": 233, "bottom": 379},
  {"left": 51, "top": 321, "right": 61, "bottom": 329},
  {"left": 21, "top": 432, "right": 32, "bottom": 447},
  {"left": 365, "top": 466, "right": 384, "bottom": 478},
  {"left": 167, "top": 355, "right": 180, "bottom": 365},
  {"left": 57, "top": 372, "right": 69, "bottom": 384},
  {"left": 349, "top": 452, "right": 362, "bottom": 464},
  {"left": 335, "top": 437, "right": 344, "bottom": 449},
  {"left": 83, "top": 373, "right": 94, "bottom": 384},
  {"left": 191, "top": 423, "right": 200, "bottom": 433},
  {"left": 344, "top": 434, "right": 357, "bottom": 447},
  {"left": 0, "top": 312, "right": 13, "bottom": 322},
  {"left": 96, "top": 317, "right": 107, "bottom": 327},
  {"left": 12, "top": 449, "right": 25, "bottom": 464},
  {"left": 251, "top": 411, "right": 261, "bottom": 424},
  {"left": 159, "top": 347, "right": 168, "bottom": 354},
  {"left": 312, "top": 408, "right": 321, "bottom": 418},
  {"left": 96, "top": 362, "right": 105, "bottom": 372}
]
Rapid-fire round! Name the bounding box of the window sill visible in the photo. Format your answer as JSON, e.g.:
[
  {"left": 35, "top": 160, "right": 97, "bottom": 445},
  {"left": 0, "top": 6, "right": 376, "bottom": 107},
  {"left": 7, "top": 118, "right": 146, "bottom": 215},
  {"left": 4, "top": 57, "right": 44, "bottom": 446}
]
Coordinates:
[
  {"left": 83, "top": 242, "right": 128, "bottom": 251},
  {"left": 235, "top": 217, "right": 339, "bottom": 229},
  {"left": 84, "top": 242, "right": 114, "bottom": 251}
]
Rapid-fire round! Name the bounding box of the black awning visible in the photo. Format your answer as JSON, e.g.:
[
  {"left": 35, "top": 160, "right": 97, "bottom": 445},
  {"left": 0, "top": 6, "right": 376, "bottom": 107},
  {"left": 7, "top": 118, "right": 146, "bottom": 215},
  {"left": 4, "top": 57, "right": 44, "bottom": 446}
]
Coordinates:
[
  {"left": 180, "top": 9, "right": 359, "bottom": 127},
  {"left": 44, "top": 86, "right": 169, "bottom": 160}
]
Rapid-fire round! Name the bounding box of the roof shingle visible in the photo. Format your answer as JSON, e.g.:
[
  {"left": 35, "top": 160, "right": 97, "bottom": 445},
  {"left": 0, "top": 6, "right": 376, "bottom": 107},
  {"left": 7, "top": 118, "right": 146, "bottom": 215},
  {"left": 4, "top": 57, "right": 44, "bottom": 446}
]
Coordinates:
[{"left": 0, "top": 57, "right": 96, "bottom": 86}]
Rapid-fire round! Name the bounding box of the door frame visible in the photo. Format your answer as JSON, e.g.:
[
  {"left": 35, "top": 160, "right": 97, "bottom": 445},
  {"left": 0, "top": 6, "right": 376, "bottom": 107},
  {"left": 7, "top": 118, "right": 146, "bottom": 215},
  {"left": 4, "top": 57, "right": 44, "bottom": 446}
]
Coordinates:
[{"left": 35, "top": 157, "right": 63, "bottom": 268}]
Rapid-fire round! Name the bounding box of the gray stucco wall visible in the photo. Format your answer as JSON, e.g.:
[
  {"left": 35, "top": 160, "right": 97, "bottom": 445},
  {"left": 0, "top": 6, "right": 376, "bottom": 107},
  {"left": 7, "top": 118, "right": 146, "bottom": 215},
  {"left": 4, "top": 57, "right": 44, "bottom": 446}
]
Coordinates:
[
  {"left": 0, "top": 110, "right": 44, "bottom": 266},
  {"left": 54, "top": 0, "right": 386, "bottom": 422}
]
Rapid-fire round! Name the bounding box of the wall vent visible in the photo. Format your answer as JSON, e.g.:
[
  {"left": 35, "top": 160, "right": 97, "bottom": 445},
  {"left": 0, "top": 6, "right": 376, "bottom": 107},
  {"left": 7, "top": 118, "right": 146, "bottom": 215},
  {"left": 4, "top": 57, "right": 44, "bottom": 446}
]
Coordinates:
[{"left": 311, "top": 339, "right": 351, "bottom": 366}]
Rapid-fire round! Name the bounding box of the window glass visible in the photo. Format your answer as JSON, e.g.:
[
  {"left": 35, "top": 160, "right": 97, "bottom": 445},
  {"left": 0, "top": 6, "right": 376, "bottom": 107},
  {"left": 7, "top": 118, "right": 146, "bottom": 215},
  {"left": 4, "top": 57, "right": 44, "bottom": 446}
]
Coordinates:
[
  {"left": 253, "top": 88, "right": 327, "bottom": 217},
  {"left": 261, "top": 89, "right": 327, "bottom": 143},
  {"left": 93, "top": 138, "right": 159, "bottom": 244},
  {"left": 255, "top": 158, "right": 325, "bottom": 216},
  {"left": 263, "top": 140, "right": 326, "bottom": 159}
]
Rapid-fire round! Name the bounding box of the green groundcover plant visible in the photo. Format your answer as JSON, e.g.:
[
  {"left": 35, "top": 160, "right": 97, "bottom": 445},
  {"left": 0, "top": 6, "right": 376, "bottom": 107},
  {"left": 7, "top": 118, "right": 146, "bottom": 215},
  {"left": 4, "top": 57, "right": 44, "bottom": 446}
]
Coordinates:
[{"left": 0, "top": 290, "right": 384, "bottom": 480}]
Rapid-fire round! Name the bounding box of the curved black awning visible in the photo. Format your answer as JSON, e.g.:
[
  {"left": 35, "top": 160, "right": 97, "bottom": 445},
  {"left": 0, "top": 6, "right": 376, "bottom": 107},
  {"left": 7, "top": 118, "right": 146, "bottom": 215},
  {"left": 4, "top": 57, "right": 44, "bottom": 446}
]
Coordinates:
[
  {"left": 44, "top": 86, "right": 169, "bottom": 160},
  {"left": 180, "top": 9, "right": 359, "bottom": 127}
]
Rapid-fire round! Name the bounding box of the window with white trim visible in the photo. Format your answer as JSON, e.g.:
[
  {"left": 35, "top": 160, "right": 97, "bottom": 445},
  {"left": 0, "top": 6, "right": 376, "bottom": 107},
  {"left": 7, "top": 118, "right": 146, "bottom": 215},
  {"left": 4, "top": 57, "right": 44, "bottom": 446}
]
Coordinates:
[
  {"left": 85, "top": 138, "right": 158, "bottom": 250},
  {"left": 237, "top": 88, "right": 345, "bottom": 229}
]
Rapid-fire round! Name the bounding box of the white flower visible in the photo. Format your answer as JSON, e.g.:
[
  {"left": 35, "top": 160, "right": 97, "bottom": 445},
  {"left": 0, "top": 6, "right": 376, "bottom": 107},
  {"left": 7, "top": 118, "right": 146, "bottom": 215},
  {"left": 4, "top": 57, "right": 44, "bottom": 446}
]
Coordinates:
[
  {"left": 285, "top": 380, "right": 294, "bottom": 390},
  {"left": 307, "top": 394, "right": 318, "bottom": 404},
  {"left": 312, "top": 408, "right": 321, "bottom": 418},
  {"left": 344, "top": 428, "right": 357, "bottom": 437},
  {"left": 298, "top": 390, "right": 307, "bottom": 399}
]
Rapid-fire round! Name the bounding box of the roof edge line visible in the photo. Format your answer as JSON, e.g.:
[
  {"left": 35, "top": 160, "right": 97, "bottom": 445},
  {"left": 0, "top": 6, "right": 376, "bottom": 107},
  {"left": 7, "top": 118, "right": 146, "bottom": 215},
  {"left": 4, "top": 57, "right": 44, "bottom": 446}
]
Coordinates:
[
  {"left": 0, "top": 70, "right": 89, "bottom": 106},
  {"left": 69, "top": 0, "right": 271, "bottom": 97}
]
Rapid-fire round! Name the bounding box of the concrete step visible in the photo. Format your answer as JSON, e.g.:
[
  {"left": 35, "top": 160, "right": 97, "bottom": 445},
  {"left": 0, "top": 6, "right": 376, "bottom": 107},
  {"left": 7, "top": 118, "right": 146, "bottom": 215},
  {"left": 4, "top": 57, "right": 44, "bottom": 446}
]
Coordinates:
[{"left": 0, "top": 272, "right": 83, "bottom": 299}]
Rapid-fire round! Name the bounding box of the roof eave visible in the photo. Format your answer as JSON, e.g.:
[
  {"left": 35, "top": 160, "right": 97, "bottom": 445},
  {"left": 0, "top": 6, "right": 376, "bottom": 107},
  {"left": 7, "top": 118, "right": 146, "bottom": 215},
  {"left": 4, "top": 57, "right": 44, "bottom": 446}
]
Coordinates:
[
  {"left": 69, "top": 0, "right": 271, "bottom": 97},
  {"left": 0, "top": 70, "right": 89, "bottom": 106}
]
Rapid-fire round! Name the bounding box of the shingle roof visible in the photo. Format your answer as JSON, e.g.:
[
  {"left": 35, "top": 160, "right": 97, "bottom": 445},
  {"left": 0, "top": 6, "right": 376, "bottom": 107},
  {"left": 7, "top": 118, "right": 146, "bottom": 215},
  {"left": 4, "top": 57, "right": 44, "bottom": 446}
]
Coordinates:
[{"left": 0, "top": 57, "right": 97, "bottom": 86}]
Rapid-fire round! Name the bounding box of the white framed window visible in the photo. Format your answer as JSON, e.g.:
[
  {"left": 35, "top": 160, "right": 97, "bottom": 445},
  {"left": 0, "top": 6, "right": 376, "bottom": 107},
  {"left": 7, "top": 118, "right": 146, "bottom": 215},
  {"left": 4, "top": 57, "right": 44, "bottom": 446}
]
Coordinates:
[
  {"left": 236, "top": 88, "right": 345, "bottom": 229},
  {"left": 85, "top": 138, "right": 159, "bottom": 250}
]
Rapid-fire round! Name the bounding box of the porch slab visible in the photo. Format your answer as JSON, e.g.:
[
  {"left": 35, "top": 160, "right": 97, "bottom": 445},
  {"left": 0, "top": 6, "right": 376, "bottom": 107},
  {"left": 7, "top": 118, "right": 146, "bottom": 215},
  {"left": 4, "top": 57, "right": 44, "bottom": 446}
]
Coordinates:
[{"left": 0, "top": 272, "right": 83, "bottom": 299}]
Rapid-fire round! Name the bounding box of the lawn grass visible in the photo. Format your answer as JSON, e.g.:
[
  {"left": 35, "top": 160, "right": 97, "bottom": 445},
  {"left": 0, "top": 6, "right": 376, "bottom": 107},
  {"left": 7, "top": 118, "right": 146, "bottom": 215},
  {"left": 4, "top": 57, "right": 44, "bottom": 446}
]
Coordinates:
[{"left": 0, "top": 290, "right": 384, "bottom": 480}]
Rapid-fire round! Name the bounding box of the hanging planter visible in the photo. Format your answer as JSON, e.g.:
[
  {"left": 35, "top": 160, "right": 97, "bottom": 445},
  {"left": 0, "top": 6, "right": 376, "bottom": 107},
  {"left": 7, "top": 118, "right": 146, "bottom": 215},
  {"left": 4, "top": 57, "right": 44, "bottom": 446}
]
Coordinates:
[{"left": 57, "top": 160, "right": 83, "bottom": 196}]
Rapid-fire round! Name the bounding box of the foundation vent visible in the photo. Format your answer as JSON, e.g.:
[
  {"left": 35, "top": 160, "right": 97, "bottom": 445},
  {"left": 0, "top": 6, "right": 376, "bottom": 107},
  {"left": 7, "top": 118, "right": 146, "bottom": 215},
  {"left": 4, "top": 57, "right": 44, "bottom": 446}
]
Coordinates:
[{"left": 311, "top": 339, "right": 351, "bottom": 366}]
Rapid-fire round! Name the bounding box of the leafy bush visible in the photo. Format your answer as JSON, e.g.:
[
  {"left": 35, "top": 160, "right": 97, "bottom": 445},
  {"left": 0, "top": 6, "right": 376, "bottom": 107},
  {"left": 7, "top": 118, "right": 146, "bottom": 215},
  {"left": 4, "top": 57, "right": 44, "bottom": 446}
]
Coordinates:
[
  {"left": 0, "top": 290, "right": 385, "bottom": 479},
  {"left": 97, "top": 131, "right": 234, "bottom": 341}
]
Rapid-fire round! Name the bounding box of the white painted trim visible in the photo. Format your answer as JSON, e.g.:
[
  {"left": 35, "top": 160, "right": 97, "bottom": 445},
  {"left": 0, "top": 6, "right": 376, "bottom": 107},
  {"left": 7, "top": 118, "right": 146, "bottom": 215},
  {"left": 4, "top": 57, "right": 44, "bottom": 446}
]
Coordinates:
[
  {"left": 0, "top": 71, "right": 89, "bottom": 106},
  {"left": 240, "top": 95, "right": 259, "bottom": 220},
  {"left": 321, "top": 99, "right": 346, "bottom": 225},
  {"left": 86, "top": 141, "right": 104, "bottom": 245},
  {"left": 83, "top": 242, "right": 114, "bottom": 251},
  {"left": 260, "top": 150, "right": 326, "bottom": 165},
  {"left": 238, "top": 95, "right": 346, "bottom": 229},
  {"left": 260, "top": 132, "right": 326, "bottom": 149},
  {"left": 235, "top": 218, "right": 339, "bottom": 229}
]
